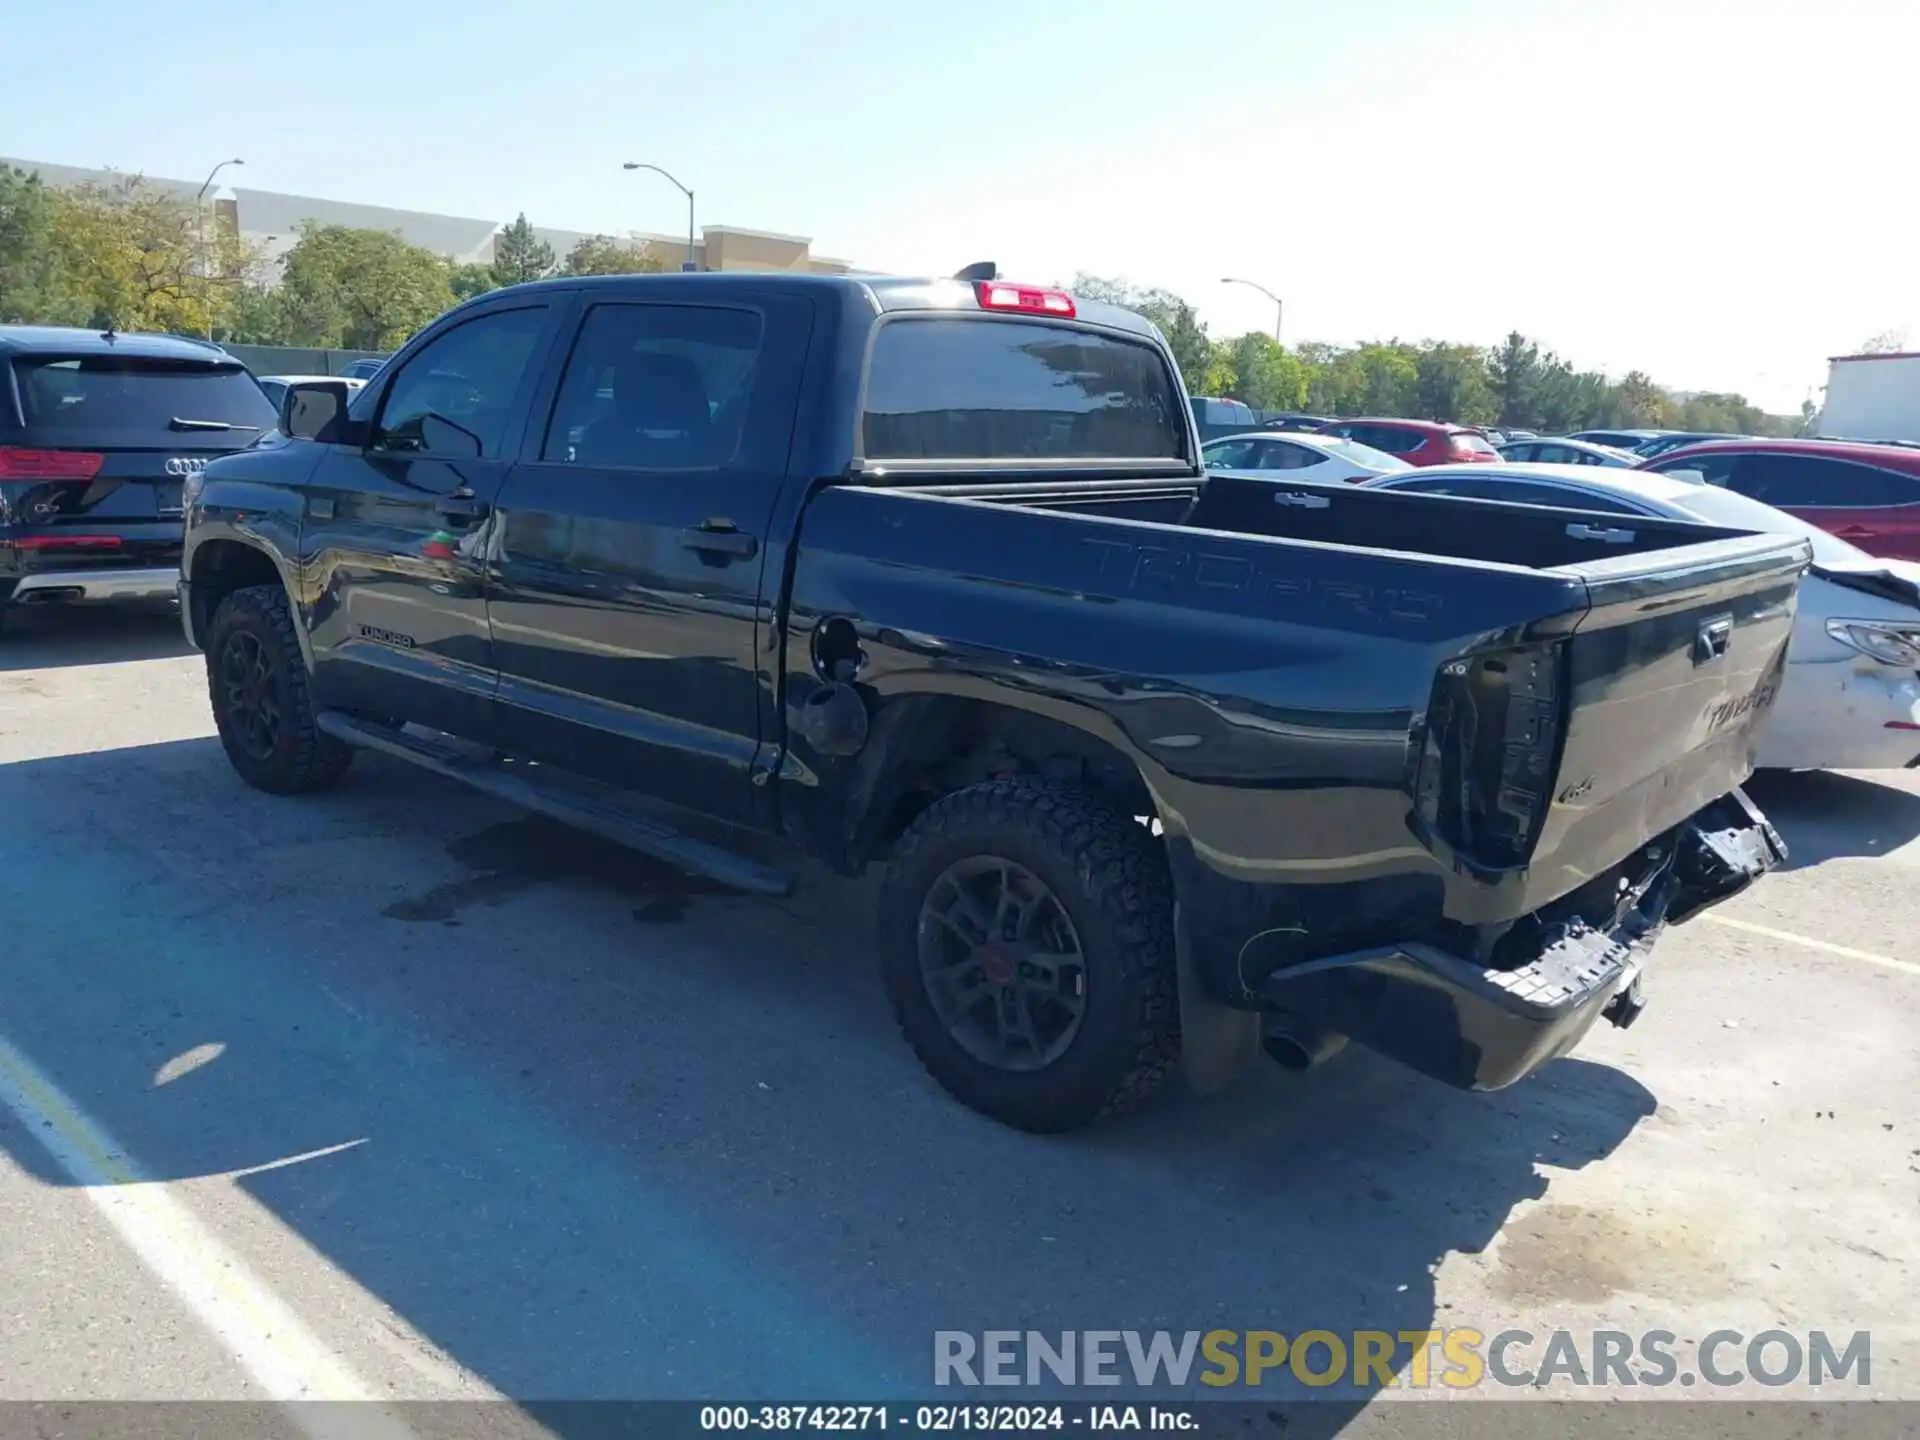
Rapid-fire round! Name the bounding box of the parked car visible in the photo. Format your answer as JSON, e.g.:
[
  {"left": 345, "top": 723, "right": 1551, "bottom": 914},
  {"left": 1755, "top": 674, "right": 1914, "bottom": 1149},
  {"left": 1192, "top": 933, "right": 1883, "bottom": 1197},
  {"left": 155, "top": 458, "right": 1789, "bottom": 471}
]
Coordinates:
[
  {"left": 255, "top": 374, "right": 365, "bottom": 413},
  {"left": 1642, "top": 437, "right": 1920, "bottom": 562},
  {"left": 1200, "top": 430, "right": 1410, "bottom": 484},
  {"left": 1502, "top": 428, "right": 1538, "bottom": 441},
  {"left": 1312, "top": 417, "right": 1500, "bottom": 466},
  {"left": 1496, "top": 437, "right": 1637, "bottom": 467},
  {"left": 1568, "top": 428, "right": 1670, "bottom": 449},
  {"left": 339, "top": 357, "right": 387, "bottom": 381},
  {"left": 1361, "top": 462, "right": 1920, "bottom": 771},
  {"left": 0, "top": 325, "right": 278, "bottom": 627},
  {"left": 1634, "top": 431, "right": 1745, "bottom": 460},
  {"left": 183, "top": 272, "right": 1796, "bottom": 1132}
]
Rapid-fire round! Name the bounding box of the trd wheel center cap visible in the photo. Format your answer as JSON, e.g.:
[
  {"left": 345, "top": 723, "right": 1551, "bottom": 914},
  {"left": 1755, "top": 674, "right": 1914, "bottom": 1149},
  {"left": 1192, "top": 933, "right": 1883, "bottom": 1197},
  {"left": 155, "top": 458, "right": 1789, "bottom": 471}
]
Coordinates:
[{"left": 978, "top": 944, "right": 1016, "bottom": 985}]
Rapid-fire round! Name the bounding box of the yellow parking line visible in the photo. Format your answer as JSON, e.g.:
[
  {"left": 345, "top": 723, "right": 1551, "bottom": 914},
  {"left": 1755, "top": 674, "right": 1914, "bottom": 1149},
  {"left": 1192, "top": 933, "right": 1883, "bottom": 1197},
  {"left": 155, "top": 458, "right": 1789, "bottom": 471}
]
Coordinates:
[{"left": 1704, "top": 914, "right": 1920, "bottom": 977}]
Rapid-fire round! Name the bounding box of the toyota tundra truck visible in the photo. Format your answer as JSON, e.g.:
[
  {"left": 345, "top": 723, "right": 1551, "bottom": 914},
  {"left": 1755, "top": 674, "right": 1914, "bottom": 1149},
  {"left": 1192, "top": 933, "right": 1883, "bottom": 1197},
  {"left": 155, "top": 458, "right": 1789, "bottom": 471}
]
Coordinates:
[{"left": 178, "top": 270, "right": 1803, "bottom": 1132}]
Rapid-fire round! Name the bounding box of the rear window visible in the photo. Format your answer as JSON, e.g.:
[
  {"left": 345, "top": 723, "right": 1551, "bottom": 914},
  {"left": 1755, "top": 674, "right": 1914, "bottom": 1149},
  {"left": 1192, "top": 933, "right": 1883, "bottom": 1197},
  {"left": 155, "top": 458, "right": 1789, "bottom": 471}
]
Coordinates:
[
  {"left": 862, "top": 317, "right": 1186, "bottom": 463},
  {"left": 1450, "top": 430, "right": 1499, "bottom": 455},
  {"left": 11, "top": 355, "right": 277, "bottom": 449}
]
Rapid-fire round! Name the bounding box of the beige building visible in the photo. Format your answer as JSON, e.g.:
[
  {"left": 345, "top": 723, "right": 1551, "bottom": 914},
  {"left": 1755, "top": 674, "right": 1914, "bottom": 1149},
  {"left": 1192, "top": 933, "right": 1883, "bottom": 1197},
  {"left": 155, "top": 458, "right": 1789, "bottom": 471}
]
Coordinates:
[{"left": 2, "top": 156, "right": 854, "bottom": 279}]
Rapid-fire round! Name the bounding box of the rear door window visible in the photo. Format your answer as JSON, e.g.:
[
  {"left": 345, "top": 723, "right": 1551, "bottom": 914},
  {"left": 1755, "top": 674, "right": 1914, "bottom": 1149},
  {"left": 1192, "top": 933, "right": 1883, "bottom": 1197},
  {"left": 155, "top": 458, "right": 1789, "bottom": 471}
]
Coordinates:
[
  {"left": 862, "top": 318, "right": 1186, "bottom": 462},
  {"left": 1746, "top": 455, "right": 1919, "bottom": 508},
  {"left": 1356, "top": 425, "right": 1421, "bottom": 453},
  {"left": 1250, "top": 440, "right": 1323, "bottom": 471},
  {"left": 11, "top": 356, "right": 278, "bottom": 450}
]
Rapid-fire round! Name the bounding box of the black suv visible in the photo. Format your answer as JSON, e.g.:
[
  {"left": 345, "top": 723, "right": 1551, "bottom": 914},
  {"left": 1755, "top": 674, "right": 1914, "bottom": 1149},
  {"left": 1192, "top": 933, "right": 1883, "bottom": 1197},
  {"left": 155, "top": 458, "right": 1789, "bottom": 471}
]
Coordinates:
[{"left": 0, "top": 325, "right": 277, "bottom": 626}]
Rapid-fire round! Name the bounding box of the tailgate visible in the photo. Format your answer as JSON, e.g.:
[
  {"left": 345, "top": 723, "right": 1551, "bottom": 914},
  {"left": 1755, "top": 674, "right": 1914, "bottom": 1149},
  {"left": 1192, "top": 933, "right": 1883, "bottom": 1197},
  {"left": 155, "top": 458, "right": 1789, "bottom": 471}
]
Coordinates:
[{"left": 1524, "top": 532, "right": 1809, "bottom": 901}]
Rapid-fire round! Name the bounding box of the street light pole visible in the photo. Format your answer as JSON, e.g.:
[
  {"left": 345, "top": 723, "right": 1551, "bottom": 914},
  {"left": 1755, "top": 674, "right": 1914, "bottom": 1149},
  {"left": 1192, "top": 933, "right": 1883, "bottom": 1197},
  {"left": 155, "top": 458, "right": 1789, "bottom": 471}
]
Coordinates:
[
  {"left": 196, "top": 158, "right": 244, "bottom": 338},
  {"left": 1221, "top": 276, "right": 1282, "bottom": 345},
  {"left": 622, "top": 162, "right": 697, "bottom": 271}
]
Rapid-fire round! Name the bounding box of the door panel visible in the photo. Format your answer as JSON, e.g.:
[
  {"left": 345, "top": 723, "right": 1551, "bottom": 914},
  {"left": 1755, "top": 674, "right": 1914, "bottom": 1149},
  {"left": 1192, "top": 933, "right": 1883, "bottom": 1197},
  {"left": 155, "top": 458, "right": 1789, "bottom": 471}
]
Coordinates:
[
  {"left": 486, "top": 294, "right": 813, "bottom": 824},
  {"left": 300, "top": 303, "right": 557, "bottom": 742}
]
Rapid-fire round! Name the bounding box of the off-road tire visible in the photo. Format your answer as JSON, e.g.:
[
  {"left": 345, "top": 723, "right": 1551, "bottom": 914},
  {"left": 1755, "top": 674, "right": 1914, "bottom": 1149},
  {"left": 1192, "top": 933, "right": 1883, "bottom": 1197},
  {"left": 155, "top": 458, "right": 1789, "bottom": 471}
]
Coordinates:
[
  {"left": 205, "top": 584, "right": 353, "bottom": 795},
  {"left": 879, "top": 779, "right": 1181, "bottom": 1132}
]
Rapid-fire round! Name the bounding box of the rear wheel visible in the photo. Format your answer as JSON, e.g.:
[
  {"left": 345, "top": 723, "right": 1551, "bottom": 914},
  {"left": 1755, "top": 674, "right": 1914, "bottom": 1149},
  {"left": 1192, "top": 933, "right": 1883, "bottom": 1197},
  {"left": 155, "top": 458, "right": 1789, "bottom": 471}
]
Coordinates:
[
  {"left": 205, "top": 584, "right": 352, "bottom": 794},
  {"left": 878, "top": 779, "right": 1180, "bottom": 1132}
]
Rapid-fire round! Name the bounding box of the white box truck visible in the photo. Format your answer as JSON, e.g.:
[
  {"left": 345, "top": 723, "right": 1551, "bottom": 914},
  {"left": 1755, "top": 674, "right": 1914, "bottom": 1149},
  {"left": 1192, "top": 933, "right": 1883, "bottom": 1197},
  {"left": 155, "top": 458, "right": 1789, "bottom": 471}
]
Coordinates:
[{"left": 1817, "top": 351, "right": 1920, "bottom": 443}]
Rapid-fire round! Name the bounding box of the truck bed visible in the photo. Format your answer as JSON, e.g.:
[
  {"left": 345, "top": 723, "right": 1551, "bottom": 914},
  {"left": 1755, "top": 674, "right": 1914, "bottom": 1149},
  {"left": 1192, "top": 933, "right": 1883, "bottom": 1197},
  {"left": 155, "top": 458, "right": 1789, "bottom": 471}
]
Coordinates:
[{"left": 786, "top": 474, "right": 1808, "bottom": 993}]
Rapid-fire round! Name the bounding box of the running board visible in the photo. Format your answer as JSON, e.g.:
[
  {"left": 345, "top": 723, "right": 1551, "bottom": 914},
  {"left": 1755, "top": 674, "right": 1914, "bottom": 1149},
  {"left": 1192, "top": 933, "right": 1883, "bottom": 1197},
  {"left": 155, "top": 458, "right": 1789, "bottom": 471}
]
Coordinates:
[{"left": 316, "top": 711, "right": 793, "bottom": 898}]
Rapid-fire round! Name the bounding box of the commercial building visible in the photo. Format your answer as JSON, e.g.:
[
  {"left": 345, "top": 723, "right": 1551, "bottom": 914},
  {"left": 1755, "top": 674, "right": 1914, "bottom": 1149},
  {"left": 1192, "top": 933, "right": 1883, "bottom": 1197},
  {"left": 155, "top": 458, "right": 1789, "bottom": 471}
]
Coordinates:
[{"left": 2, "top": 156, "right": 855, "bottom": 279}]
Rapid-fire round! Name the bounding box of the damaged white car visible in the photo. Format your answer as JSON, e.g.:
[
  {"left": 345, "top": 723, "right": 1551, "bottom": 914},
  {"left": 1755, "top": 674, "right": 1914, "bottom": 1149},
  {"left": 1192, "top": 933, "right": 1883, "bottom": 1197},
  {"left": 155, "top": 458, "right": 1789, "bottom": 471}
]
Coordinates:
[{"left": 1362, "top": 463, "right": 1920, "bottom": 772}]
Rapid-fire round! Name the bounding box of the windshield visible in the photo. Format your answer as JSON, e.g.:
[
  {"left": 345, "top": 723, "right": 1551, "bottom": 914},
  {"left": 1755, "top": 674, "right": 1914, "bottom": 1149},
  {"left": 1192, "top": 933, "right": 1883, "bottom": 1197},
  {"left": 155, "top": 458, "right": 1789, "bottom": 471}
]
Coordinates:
[
  {"left": 1322, "top": 437, "right": 1411, "bottom": 471},
  {"left": 1667, "top": 482, "right": 1867, "bottom": 566},
  {"left": 11, "top": 355, "right": 278, "bottom": 449}
]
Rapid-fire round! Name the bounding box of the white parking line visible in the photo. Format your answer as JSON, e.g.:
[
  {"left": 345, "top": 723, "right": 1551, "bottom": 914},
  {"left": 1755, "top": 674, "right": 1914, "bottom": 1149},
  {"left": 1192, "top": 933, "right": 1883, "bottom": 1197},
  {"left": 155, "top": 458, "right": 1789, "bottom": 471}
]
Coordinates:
[
  {"left": 1704, "top": 913, "right": 1920, "bottom": 977},
  {"left": 0, "top": 1031, "right": 419, "bottom": 1440}
]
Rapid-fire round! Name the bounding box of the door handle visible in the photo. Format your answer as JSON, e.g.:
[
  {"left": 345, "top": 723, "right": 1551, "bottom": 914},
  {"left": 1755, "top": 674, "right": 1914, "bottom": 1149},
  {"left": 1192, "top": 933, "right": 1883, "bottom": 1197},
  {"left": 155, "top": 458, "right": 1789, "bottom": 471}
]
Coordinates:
[
  {"left": 438, "top": 497, "right": 490, "bottom": 522},
  {"left": 680, "top": 522, "right": 759, "bottom": 559},
  {"left": 1694, "top": 616, "right": 1734, "bottom": 666}
]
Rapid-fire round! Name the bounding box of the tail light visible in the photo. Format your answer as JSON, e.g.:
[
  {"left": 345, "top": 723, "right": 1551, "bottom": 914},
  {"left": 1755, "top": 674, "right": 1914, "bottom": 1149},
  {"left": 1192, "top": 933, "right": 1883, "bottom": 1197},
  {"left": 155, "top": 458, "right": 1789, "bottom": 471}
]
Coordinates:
[
  {"left": 0, "top": 446, "right": 105, "bottom": 480},
  {"left": 1413, "top": 641, "right": 1567, "bottom": 871},
  {"left": 975, "top": 281, "right": 1076, "bottom": 318}
]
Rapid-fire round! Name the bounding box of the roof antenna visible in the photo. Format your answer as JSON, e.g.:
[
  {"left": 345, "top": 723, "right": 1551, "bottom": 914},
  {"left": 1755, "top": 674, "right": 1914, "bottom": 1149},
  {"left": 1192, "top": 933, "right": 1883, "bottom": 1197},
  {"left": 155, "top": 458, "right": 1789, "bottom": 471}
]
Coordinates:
[{"left": 952, "top": 261, "right": 997, "bottom": 282}]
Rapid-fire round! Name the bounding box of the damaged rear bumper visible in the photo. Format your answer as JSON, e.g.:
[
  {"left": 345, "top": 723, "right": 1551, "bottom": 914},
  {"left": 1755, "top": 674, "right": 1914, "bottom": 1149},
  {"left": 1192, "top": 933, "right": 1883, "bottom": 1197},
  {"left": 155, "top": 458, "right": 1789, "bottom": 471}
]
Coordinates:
[{"left": 1256, "top": 789, "right": 1786, "bottom": 1091}]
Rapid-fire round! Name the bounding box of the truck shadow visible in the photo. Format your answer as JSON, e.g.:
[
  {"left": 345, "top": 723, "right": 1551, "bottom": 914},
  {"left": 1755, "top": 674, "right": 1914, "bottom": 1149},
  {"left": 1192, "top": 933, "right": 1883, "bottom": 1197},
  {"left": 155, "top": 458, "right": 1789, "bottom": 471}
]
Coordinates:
[
  {"left": 0, "top": 604, "right": 194, "bottom": 671},
  {"left": 1744, "top": 768, "right": 1920, "bottom": 870},
  {"left": 0, "top": 737, "right": 1653, "bottom": 1427}
]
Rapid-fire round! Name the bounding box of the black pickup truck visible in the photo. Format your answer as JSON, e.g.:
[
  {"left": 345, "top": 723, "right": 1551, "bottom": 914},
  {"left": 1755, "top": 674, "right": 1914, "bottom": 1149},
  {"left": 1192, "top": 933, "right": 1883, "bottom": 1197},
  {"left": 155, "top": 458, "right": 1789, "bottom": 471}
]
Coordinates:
[{"left": 179, "top": 271, "right": 1802, "bottom": 1132}]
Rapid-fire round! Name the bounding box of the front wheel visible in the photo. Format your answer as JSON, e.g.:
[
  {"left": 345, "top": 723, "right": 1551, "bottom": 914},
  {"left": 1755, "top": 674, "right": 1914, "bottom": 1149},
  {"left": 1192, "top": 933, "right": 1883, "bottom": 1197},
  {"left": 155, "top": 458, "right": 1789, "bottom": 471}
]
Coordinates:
[
  {"left": 205, "top": 584, "right": 352, "bottom": 795},
  {"left": 878, "top": 779, "right": 1180, "bottom": 1132}
]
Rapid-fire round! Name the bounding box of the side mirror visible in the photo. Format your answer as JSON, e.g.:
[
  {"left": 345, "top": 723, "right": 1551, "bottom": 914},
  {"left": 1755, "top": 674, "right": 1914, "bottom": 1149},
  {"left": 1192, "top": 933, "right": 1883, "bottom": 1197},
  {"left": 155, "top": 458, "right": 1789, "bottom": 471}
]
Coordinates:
[{"left": 282, "top": 381, "right": 355, "bottom": 442}]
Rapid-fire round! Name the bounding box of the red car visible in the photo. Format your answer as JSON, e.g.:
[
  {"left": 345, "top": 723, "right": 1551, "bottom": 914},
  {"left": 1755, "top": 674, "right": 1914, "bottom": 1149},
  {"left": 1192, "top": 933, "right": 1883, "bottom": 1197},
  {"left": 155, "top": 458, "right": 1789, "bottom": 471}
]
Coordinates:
[
  {"left": 1312, "top": 417, "right": 1500, "bottom": 467},
  {"left": 1639, "top": 438, "right": 1920, "bottom": 561}
]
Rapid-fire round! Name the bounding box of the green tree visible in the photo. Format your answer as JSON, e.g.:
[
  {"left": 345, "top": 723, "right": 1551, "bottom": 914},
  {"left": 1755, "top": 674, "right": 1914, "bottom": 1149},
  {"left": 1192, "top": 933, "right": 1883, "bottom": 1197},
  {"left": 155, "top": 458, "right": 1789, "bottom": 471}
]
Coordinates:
[
  {"left": 1413, "top": 342, "right": 1496, "bottom": 423},
  {"left": 489, "top": 213, "right": 555, "bottom": 286},
  {"left": 1226, "top": 332, "right": 1308, "bottom": 411},
  {"left": 1613, "top": 370, "right": 1667, "bottom": 426},
  {"left": 1352, "top": 343, "right": 1419, "bottom": 414},
  {"left": 1486, "top": 332, "right": 1542, "bottom": 427},
  {"left": 275, "top": 223, "right": 454, "bottom": 350},
  {"left": 564, "top": 234, "right": 669, "bottom": 276},
  {"left": 0, "top": 166, "right": 76, "bottom": 324},
  {"left": 50, "top": 176, "right": 248, "bottom": 335},
  {"left": 448, "top": 262, "right": 498, "bottom": 302},
  {"left": 1070, "top": 274, "right": 1214, "bottom": 388}
]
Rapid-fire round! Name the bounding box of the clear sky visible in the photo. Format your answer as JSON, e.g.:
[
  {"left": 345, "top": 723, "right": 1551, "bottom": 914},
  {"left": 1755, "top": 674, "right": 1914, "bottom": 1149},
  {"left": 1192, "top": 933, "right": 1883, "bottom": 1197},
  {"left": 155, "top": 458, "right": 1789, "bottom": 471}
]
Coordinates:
[{"left": 3, "top": 0, "right": 1912, "bottom": 411}]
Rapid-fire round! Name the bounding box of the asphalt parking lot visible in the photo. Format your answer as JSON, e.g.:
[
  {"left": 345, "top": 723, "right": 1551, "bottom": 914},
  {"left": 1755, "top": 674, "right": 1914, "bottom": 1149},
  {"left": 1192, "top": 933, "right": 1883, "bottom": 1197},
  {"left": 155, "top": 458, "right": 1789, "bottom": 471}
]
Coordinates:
[{"left": 1, "top": 606, "right": 1916, "bottom": 1434}]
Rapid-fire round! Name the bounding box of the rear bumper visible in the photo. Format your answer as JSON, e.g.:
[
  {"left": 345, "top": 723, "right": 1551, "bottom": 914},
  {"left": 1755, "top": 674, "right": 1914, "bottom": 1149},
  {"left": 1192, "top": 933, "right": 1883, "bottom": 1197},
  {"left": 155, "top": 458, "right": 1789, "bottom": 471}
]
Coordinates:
[
  {"left": 1255, "top": 790, "right": 1786, "bottom": 1090},
  {"left": 8, "top": 566, "right": 180, "bottom": 605}
]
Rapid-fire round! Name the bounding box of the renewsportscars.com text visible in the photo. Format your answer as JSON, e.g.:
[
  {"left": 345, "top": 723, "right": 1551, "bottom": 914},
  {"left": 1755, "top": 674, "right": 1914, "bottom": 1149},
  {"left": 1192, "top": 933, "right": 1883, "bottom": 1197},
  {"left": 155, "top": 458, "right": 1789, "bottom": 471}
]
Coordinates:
[{"left": 933, "top": 1329, "right": 1872, "bottom": 1390}]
